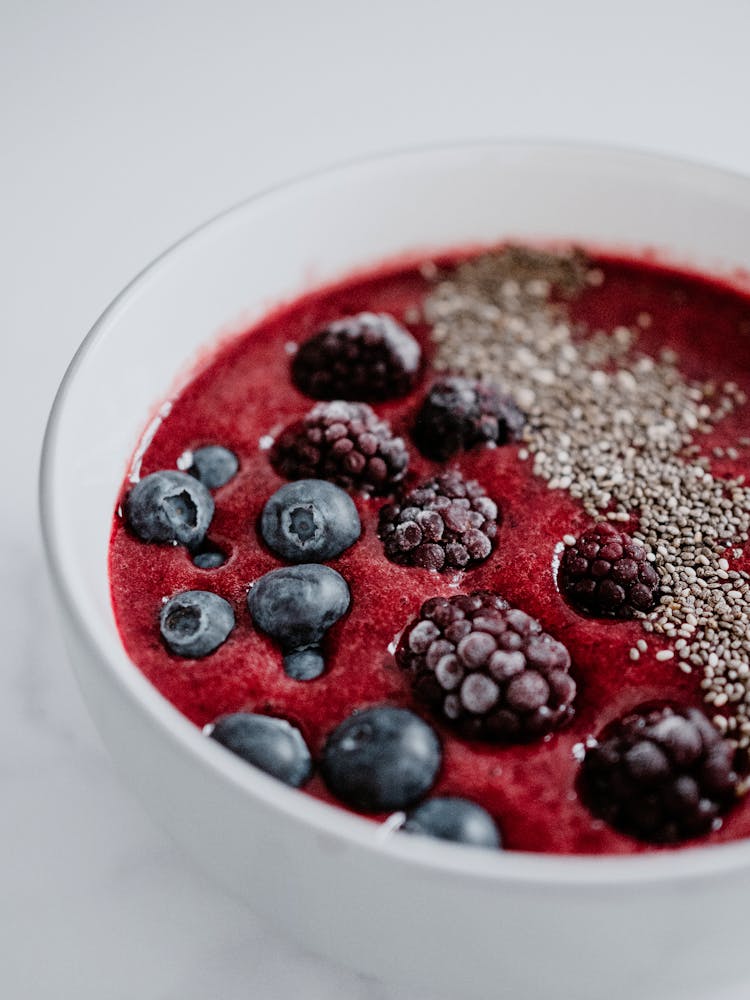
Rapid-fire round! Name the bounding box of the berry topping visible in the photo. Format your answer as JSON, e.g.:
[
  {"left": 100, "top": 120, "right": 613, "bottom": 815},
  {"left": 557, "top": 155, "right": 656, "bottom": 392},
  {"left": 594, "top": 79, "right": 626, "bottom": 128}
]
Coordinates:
[
  {"left": 321, "top": 705, "right": 441, "bottom": 812},
  {"left": 160, "top": 590, "right": 235, "bottom": 658},
  {"left": 378, "top": 470, "right": 498, "bottom": 572},
  {"left": 191, "top": 541, "right": 227, "bottom": 569},
  {"left": 124, "top": 470, "right": 214, "bottom": 547},
  {"left": 559, "top": 522, "right": 660, "bottom": 619},
  {"left": 260, "top": 479, "right": 360, "bottom": 563},
  {"left": 413, "top": 376, "right": 525, "bottom": 461},
  {"left": 580, "top": 704, "right": 742, "bottom": 843},
  {"left": 291, "top": 312, "right": 421, "bottom": 401},
  {"left": 247, "top": 564, "right": 350, "bottom": 680},
  {"left": 396, "top": 592, "right": 576, "bottom": 742},
  {"left": 271, "top": 400, "right": 409, "bottom": 496},
  {"left": 209, "top": 713, "right": 312, "bottom": 787},
  {"left": 403, "top": 796, "right": 501, "bottom": 848},
  {"left": 187, "top": 445, "right": 239, "bottom": 489}
]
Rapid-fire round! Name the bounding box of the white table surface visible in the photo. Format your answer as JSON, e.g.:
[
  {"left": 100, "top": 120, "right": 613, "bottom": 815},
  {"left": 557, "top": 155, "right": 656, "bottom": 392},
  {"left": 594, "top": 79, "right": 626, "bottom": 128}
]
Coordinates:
[{"left": 6, "top": 2, "right": 750, "bottom": 996}]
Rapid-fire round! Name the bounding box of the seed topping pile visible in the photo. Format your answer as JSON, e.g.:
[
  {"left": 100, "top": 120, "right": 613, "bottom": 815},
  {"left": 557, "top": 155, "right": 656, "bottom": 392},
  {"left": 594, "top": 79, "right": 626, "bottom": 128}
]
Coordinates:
[{"left": 425, "top": 248, "right": 750, "bottom": 746}]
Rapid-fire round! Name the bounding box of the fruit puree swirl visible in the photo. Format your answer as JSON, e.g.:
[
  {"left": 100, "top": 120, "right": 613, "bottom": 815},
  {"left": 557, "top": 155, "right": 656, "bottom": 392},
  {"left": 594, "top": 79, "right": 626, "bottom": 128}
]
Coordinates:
[{"left": 110, "top": 246, "right": 750, "bottom": 854}]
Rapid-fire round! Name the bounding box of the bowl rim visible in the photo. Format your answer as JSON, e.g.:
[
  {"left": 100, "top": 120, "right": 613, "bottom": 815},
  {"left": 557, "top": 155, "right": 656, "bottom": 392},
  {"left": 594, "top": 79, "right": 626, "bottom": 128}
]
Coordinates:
[{"left": 40, "top": 137, "right": 750, "bottom": 888}]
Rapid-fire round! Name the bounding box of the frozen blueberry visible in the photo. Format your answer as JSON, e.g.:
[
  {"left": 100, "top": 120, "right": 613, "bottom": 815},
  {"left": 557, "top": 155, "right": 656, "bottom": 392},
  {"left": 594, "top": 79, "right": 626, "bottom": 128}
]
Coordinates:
[
  {"left": 321, "top": 706, "right": 441, "bottom": 812},
  {"left": 160, "top": 590, "right": 235, "bottom": 658},
  {"left": 403, "top": 797, "right": 501, "bottom": 848},
  {"left": 191, "top": 541, "right": 228, "bottom": 569},
  {"left": 125, "top": 470, "right": 214, "bottom": 547},
  {"left": 209, "top": 713, "right": 312, "bottom": 787},
  {"left": 282, "top": 647, "right": 326, "bottom": 681},
  {"left": 248, "top": 564, "right": 350, "bottom": 650},
  {"left": 260, "top": 479, "right": 361, "bottom": 563},
  {"left": 188, "top": 445, "right": 239, "bottom": 489}
]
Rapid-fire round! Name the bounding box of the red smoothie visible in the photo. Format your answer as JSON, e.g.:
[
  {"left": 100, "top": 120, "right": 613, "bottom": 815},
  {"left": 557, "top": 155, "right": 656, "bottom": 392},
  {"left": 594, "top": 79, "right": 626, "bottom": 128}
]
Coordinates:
[{"left": 109, "top": 247, "right": 750, "bottom": 854}]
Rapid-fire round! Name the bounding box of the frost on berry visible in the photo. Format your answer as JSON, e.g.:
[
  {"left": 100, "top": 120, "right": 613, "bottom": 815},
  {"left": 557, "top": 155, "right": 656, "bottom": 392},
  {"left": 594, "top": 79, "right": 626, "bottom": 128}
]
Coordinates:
[
  {"left": 559, "top": 522, "right": 659, "bottom": 619},
  {"left": 397, "top": 592, "right": 576, "bottom": 742},
  {"left": 292, "top": 312, "right": 421, "bottom": 401},
  {"left": 270, "top": 400, "right": 409, "bottom": 496},
  {"left": 378, "top": 470, "right": 498, "bottom": 572},
  {"left": 580, "top": 704, "right": 743, "bottom": 843}
]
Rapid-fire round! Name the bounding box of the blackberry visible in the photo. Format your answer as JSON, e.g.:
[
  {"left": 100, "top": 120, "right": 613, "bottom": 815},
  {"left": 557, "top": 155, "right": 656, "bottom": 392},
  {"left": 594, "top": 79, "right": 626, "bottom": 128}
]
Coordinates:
[
  {"left": 291, "top": 312, "right": 421, "bottom": 401},
  {"left": 396, "top": 591, "right": 576, "bottom": 742},
  {"left": 378, "top": 470, "right": 498, "bottom": 572},
  {"left": 413, "top": 376, "right": 525, "bottom": 461},
  {"left": 270, "top": 400, "right": 409, "bottom": 496},
  {"left": 580, "top": 704, "right": 742, "bottom": 843},
  {"left": 559, "top": 521, "right": 659, "bottom": 619}
]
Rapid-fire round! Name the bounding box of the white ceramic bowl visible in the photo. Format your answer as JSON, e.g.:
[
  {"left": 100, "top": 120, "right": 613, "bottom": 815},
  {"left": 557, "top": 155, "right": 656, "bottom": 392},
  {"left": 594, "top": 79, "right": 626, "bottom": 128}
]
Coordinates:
[{"left": 41, "top": 142, "right": 750, "bottom": 1000}]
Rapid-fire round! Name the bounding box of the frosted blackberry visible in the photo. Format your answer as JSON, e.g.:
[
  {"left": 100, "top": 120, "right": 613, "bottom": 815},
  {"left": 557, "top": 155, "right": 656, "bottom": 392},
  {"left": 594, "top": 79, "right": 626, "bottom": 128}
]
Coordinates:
[
  {"left": 292, "top": 312, "right": 421, "bottom": 401},
  {"left": 270, "top": 400, "right": 409, "bottom": 496},
  {"left": 413, "top": 376, "right": 525, "bottom": 461},
  {"left": 580, "top": 704, "right": 742, "bottom": 843},
  {"left": 378, "top": 470, "right": 498, "bottom": 572},
  {"left": 559, "top": 522, "right": 659, "bottom": 619},
  {"left": 396, "top": 591, "right": 576, "bottom": 741}
]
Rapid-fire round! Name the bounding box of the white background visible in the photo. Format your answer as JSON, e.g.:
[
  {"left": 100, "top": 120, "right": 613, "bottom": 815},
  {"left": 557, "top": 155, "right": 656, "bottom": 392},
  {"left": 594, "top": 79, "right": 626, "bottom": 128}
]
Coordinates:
[{"left": 5, "top": 2, "right": 750, "bottom": 997}]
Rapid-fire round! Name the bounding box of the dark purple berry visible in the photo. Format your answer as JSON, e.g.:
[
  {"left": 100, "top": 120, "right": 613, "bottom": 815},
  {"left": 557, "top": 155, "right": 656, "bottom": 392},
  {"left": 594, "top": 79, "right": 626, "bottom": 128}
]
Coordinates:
[
  {"left": 160, "top": 590, "right": 234, "bottom": 658},
  {"left": 580, "top": 704, "right": 742, "bottom": 843},
  {"left": 124, "top": 470, "right": 214, "bottom": 548},
  {"left": 210, "top": 713, "right": 312, "bottom": 787},
  {"left": 403, "top": 797, "right": 501, "bottom": 848},
  {"left": 292, "top": 312, "right": 421, "bottom": 401},
  {"left": 396, "top": 592, "right": 576, "bottom": 741},
  {"left": 559, "top": 522, "right": 659, "bottom": 619},
  {"left": 270, "top": 400, "right": 409, "bottom": 496},
  {"left": 321, "top": 705, "right": 441, "bottom": 812},
  {"left": 187, "top": 445, "right": 239, "bottom": 489},
  {"left": 247, "top": 564, "right": 350, "bottom": 681},
  {"left": 259, "top": 479, "right": 360, "bottom": 563},
  {"left": 378, "top": 470, "right": 498, "bottom": 572},
  {"left": 413, "top": 376, "right": 525, "bottom": 461}
]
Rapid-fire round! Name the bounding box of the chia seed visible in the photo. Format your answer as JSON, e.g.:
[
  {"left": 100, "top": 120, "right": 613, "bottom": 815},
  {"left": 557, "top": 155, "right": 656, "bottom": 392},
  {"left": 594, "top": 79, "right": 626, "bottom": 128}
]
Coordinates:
[{"left": 425, "top": 247, "right": 750, "bottom": 746}]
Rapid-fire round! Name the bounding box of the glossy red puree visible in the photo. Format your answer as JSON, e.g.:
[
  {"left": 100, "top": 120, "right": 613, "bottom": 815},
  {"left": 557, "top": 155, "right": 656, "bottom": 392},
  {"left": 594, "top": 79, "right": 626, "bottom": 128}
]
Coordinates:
[{"left": 109, "top": 252, "right": 750, "bottom": 854}]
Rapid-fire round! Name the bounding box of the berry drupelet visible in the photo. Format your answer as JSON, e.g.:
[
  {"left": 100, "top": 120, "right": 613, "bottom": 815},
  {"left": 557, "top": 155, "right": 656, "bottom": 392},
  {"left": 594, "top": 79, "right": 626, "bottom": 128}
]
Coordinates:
[
  {"left": 291, "top": 312, "right": 421, "bottom": 401},
  {"left": 412, "top": 376, "right": 525, "bottom": 461},
  {"left": 396, "top": 591, "right": 576, "bottom": 742},
  {"left": 270, "top": 400, "right": 409, "bottom": 497},
  {"left": 378, "top": 470, "right": 498, "bottom": 572},
  {"left": 580, "top": 704, "right": 743, "bottom": 843},
  {"left": 559, "top": 521, "right": 659, "bottom": 619}
]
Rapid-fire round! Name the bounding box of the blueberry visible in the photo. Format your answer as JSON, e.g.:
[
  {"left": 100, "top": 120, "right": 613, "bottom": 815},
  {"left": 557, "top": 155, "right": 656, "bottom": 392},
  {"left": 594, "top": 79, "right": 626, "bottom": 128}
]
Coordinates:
[
  {"left": 321, "top": 706, "right": 441, "bottom": 812},
  {"left": 282, "top": 647, "right": 325, "bottom": 680},
  {"left": 125, "top": 470, "right": 214, "bottom": 547},
  {"left": 260, "top": 479, "right": 360, "bottom": 563},
  {"left": 188, "top": 445, "right": 239, "bottom": 489},
  {"left": 192, "top": 541, "right": 228, "bottom": 569},
  {"left": 160, "top": 590, "right": 234, "bottom": 657},
  {"left": 209, "top": 713, "right": 312, "bottom": 787},
  {"left": 403, "top": 797, "right": 501, "bottom": 848},
  {"left": 247, "top": 565, "right": 350, "bottom": 679}
]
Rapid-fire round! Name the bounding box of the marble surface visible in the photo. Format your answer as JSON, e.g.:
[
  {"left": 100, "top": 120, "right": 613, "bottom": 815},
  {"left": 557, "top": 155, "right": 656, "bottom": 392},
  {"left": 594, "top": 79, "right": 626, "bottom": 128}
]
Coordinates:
[{"left": 6, "top": 2, "right": 750, "bottom": 996}]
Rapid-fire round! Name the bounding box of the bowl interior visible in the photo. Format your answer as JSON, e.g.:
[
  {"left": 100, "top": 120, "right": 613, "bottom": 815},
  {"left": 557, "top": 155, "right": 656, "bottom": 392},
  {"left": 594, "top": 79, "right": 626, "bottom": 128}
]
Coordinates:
[{"left": 41, "top": 141, "right": 750, "bottom": 882}]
